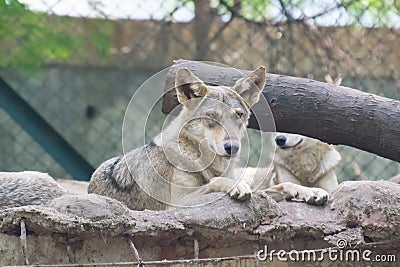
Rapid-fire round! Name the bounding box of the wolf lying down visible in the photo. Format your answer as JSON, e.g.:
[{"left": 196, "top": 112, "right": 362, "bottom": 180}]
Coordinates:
[
  {"left": 89, "top": 66, "right": 266, "bottom": 210},
  {"left": 210, "top": 133, "right": 341, "bottom": 205},
  {"left": 88, "top": 67, "right": 341, "bottom": 210},
  {"left": 0, "top": 68, "right": 342, "bottom": 210}
]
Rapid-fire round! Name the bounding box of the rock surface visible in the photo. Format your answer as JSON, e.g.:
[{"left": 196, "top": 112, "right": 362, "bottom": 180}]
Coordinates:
[
  {"left": 0, "top": 180, "right": 399, "bottom": 266},
  {"left": 0, "top": 171, "right": 67, "bottom": 209}
]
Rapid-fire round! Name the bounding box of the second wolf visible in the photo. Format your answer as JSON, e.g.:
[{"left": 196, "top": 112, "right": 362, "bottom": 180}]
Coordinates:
[
  {"left": 208, "top": 133, "right": 341, "bottom": 205},
  {"left": 88, "top": 66, "right": 266, "bottom": 210}
]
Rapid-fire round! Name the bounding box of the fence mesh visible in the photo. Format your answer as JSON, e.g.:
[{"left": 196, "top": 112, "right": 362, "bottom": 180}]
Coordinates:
[{"left": 1, "top": 0, "right": 400, "bottom": 182}]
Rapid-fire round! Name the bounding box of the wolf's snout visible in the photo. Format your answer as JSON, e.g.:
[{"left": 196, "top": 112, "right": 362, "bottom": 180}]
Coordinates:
[
  {"left": 224, "top": 141, "right": 240, "bottom": 156},
  {"left": 275, "top": 135, "right": 287, "bottom": 147}
]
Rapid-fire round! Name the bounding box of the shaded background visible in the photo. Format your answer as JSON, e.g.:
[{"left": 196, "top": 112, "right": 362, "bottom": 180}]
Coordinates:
[{"left": 1, "top": 0, "right": 399, "bottom": 182}]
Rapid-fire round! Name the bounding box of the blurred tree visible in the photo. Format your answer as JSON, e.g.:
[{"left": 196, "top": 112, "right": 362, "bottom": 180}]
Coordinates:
[
  {"left": 188, "top": 0, "right": 400, "bottom": 26},
  {"left": 194, "top": 0, "right": 213, "bottom": 59},
  {"left": 341, "top": 0, "right": 399, "bottom": 26},
  {"left": 0, "top": 0, "right": 112, "bottom": 73}
]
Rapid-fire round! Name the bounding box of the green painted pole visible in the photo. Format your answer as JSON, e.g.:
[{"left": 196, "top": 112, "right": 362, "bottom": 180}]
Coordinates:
[{"left": 0, "top": 77, "right": 94, "bottom": 181}]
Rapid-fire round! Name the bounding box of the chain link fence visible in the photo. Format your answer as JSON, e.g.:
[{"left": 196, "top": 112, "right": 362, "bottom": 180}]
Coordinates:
[{"left": 1, "top": 0, "right": 400, "bottom": 182}]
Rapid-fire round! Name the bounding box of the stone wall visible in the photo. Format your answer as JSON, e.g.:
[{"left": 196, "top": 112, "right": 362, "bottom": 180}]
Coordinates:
[{"left": 1, "top": 180, "right": 399, "bottom": 266}]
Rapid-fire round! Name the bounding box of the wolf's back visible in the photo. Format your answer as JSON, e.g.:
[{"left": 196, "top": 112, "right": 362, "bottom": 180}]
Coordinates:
[
  {"left": 88, "top": 156, "right": 121, "bottom": 193},
  {"left": 88, "top": 146, "right": 170, "bottom": 210}
]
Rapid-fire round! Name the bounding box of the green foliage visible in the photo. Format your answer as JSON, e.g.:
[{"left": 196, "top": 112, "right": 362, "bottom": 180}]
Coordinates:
[
  {"left": 211, "top": 0, "right": 273, "bottom": 21},
  {"left": 2, "top": 0, "right": 398, "bottom": 73},
  {"left": 93, "top": 23, "right": 114, "bottom": 56},
  {"left": 208, "top": 0, "right": 399, "bottom": 26},
  {"left": 341, "top": 0, "right": 398, "bottom": 26},
  {"left": 0, "top": 0, "right": 113, "bottom": 73}
]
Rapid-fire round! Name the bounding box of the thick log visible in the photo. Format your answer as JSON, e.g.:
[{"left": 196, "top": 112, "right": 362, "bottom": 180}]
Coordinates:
[{"left": 163, "top": 60, "right": 400, "bottom": 162}]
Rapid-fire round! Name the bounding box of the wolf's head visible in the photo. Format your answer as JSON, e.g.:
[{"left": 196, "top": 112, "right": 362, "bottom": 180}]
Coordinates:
[
  {"left": 275, "top": 133, "right": 308, "bottom": 150},
  {"left": 273, "top": 133, "right": 341, "bottom": 177},
  {"left": 174, "top": 66, "right": 266, "bottom": 158}
]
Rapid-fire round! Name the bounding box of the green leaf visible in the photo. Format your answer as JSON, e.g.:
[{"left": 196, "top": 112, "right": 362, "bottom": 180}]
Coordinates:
[{"left": 0, "top": 0, "right": 114, "bottom": 73}]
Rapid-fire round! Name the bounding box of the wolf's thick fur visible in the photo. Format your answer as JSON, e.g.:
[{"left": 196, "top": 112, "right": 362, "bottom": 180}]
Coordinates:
[
  {"left": 0, "top": 171, "right": 67, "bottom": 209},
  {"left": 389, "top": 174, "right": 400, "bottom": 184},
  {"left": 208, "top": 133, "right": 341, "bottom": 205},
  {"left": 88, "top": 66, "right": 266, "bottom": 210},
  {"left": 261, "top": 133, "right": 340, "bottom": 204}
]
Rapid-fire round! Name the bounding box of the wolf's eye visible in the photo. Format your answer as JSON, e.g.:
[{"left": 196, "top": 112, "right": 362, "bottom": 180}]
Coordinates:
[
  {"left": 205, "top": 112, "right": 219, "bottom": 128},
  {"left": 235, "top": 109, "right": 244, "bottom": 119},
  {"left": 206, "top": 112, "right": 218, "bottom": 120}
]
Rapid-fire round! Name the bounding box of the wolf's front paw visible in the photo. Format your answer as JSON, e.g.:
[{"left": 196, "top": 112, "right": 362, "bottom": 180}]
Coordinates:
[
  {"left": 299, "top": 188, "right": 328, "bottom": 205},
  {"left": 229, "top": 181, "right": 252, "bottom": 201},
  {"left": 203, "top": 177, "right": 252, "bottom": 201},
  {"left": 261, "top": 183, "right": 329, "bottom": 205}
]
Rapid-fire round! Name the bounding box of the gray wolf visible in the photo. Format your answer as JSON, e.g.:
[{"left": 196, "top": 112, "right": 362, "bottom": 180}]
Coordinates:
[
  {"left": 56, "top": 179, "right": 89, "bottom": 195},
  {"left": 207, "top": 133, "right": 341, "bottom": 205},
  {"left": 88, "top": 66, "right": 266, "bottom": 210},
  {"left": 389, "top": 174, "right": 400, "bottom": 184},
  {"left": 0, "top": 171, "right": 67, "bottom": 209}
]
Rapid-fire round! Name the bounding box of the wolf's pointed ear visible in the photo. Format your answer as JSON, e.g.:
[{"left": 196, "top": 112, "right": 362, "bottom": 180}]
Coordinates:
[
  {"left": 233, "top": 66, "right": 266, "bottom": 107},
  {"left": 175, "top": 68, "right": 208, "bottom": 104}
]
